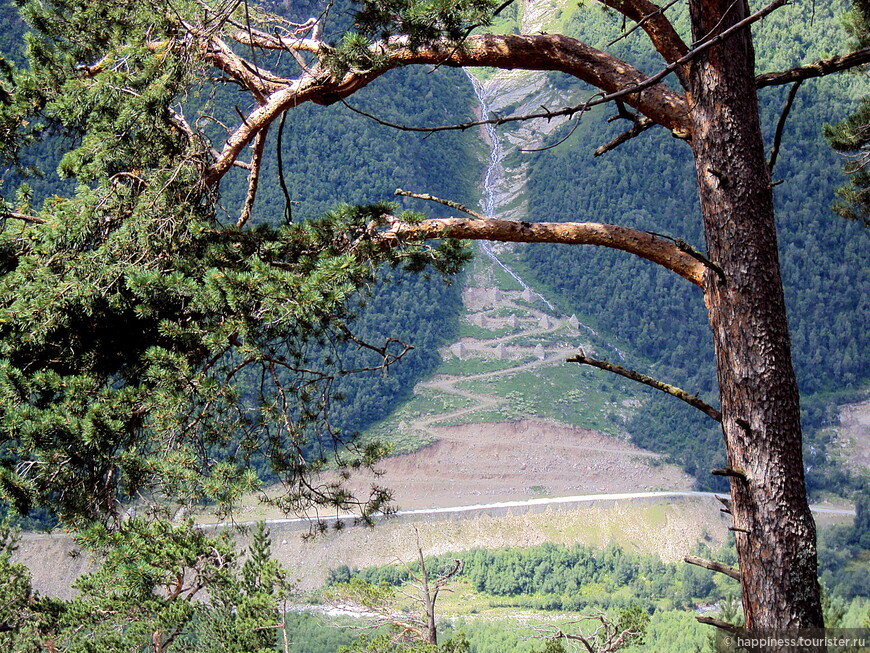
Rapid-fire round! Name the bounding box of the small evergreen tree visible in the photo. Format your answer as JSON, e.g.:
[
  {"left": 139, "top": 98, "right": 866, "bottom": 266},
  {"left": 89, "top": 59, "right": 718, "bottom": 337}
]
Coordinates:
[{"left": 0, "top": 518, "right": 293, "bottom": 652}]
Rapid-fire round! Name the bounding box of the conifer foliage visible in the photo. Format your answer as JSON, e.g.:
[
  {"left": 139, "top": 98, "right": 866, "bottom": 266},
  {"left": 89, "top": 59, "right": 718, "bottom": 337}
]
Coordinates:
[
  {"left": 0, "top": 0, "right": 868, "bottom": 640},
  {"left": 826, "top": 0, "right": 870, "bottom": 225},
  {"left": 0, "top": 0, "right": 468, "bottom": 528},
  {"left": 0, "top": 518, "right": 292, "bottom": 652}
]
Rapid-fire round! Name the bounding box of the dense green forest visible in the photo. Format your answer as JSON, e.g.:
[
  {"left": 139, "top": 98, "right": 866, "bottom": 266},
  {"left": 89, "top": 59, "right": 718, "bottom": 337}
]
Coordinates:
[
  {"left": 282, "top": 609, "right": 717, "bottom": 653},
  {"left": 330, "top": 541, "right": 730, "bottom": 611},
  {"left": 328, "top": 521, "right": 866, "bottom": 610},
  {"left": 249, "top": 55, "right": 479, "bottom": 439},
  {"left": 310, "top": 536, "right": 869, "bottom": 653}
]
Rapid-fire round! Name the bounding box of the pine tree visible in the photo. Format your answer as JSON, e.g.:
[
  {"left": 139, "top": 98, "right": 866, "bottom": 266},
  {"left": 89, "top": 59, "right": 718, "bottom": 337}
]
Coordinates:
[
  {"left": 0, "top": 518, "right": 292, "bottom": 652},
  {"left": 0, "top": 0, "right": 468, "bottom": 529}
]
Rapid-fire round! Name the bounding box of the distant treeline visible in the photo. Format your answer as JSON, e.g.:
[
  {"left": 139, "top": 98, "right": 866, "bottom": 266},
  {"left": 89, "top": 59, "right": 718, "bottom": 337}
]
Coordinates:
[{"left": 329, "top": 541, "right": 730, "bottom": 612}]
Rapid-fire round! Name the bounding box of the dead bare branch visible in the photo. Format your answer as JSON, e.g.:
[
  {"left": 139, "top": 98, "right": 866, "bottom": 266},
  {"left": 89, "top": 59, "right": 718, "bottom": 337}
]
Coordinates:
[
  {"left": 394, "top": 188, "right": 487, "bottom": 220},
  {"left": 595, "top": 116, "right": 654, "bottom": 156},
  {"left": 521, "top": 115, "right": 586, "bottom": 152},
  {"left": 532, "top": 610, "right": 644, "bottom": 653},
  {"left": 604, "top": 0, "right": 683, "bottom": 51},
  {"left": 684, "top": 554, "right": 742, "bottom": 581},
  {"left": 696, "top": 616, "right": 741, "bottom": 633},
  {"left": 768, "top": 79, "right": 803, "bottom": 173},
  {"left": 2, "top": 211, "right": 46, "bottom": 225},
  {"left": 567, "top": 350, "right": 722, "bottom": 421},
  {"left": 237, "top": 126, "right": 268, "bottom": 227},
  {"left": 275, "top": 111, "right": 293, "bottom": 223},
  {"left": 336, "top": 326, "right": 415, "bottom": 375},
  {"left": 756, "top": 45, "right": 870, "bottom": 88}
]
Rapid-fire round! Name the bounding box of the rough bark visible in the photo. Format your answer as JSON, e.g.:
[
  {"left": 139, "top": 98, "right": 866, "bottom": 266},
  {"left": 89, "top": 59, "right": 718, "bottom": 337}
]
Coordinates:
[
  {"left": 385, "top": 34, "right": 691, "bottom": 135},
  {"left": 598, "top": 0, "right": 690, "bottom": 76},
  {"left": 686, "top": 0, "right": 823, "bottom": 632}
]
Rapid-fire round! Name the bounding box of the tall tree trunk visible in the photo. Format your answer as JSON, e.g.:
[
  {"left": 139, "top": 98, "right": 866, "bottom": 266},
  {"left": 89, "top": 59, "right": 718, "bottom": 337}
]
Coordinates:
[{"left": 687, "top": 0, "right": 823, "bottom": 630}]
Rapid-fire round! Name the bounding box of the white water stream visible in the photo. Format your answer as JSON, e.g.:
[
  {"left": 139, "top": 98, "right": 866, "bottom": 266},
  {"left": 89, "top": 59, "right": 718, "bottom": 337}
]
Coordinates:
[
  {"left": 465, "top": 71, "right": 627, "bottom": 360},
  {"left": 465, "top": 71, "right": 556, "bottom": 311}
]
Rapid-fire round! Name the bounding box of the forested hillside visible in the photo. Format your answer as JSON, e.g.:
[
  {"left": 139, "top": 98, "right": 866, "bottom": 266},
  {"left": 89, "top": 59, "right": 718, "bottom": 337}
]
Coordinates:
[
  {"left": 3, "top": 0, "right": 865, "bottom": 495},
  {"left": 514, "top": 0, "right": 869, "bottom": 492},
  {"left": 249, "top": 61, "right": 478, "bottom": 438},
  {"left": 2, "top": 0, "right": 865, "bottom": 503},
  {"left": 0, "top": 0, "right": 867, "bottom": 648},
  {"left": 221, "top": 8, "right": 481, "bottom": 437}
]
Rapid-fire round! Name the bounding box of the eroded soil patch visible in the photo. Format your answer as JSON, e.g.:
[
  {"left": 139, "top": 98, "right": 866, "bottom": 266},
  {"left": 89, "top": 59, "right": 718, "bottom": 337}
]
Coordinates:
[{"left": 348, "top": 419, "right": 693, "bottom": 510}]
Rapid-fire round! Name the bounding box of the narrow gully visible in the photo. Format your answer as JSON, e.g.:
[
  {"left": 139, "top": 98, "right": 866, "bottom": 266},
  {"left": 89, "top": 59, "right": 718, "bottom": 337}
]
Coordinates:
[{"left": 464, "top": 71, "right": 627, "bottom": 360}]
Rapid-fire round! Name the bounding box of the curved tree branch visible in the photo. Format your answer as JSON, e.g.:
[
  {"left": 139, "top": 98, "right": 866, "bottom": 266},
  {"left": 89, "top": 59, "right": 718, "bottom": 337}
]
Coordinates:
[
  {"left": 200, "top": 0, "right": 862, "bottom": 189},
  {"left": 383, "top": 216, "right": 707, "bottom": 285},
  {"left": 756, "top": 46, "right": 870, "bottom": 88},
  {"left": 767, "top": 79, "right": 803, "bottom": 173},
  {"left": 202, "top": 32, "right": 692, "bottom": 184},
  {"left": 396, "top": 188, "right": 715, "bottom": 282},
  {"left": 599, "top": 0, "right": 690, "bottom": 85},
  {"left": 342, "top": 33, "right": 691, "bottom": 129}
]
